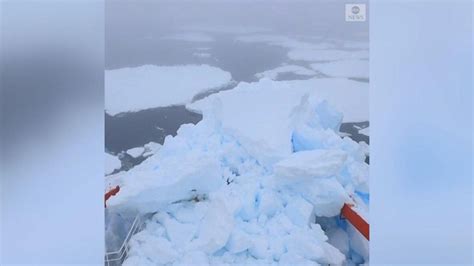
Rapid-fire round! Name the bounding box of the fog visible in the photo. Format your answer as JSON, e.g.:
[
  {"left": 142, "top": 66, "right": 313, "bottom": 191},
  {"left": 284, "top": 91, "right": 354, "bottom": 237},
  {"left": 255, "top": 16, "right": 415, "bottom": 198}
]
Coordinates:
[
  {"left": 1, "top": 1, "right": 105, "bottom": 264},
  {"left": 106, "top": 0, "right": 369, "bottom": 68}
]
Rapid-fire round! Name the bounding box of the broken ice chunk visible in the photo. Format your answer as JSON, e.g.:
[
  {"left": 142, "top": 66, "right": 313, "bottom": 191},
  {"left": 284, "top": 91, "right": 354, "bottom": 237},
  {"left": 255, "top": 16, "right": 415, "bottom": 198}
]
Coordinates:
[
  {"left": 126, "top": 146, "right": 145, "bottom": 158},
  {"left": 274, "top": 149, "right": 347, "bottom": 180},
  {"left": 190, "top": 201, "right": 234, "bottom": 254},
  {"left": 284, "top": 196, "right": 314, "bottom": 227},
  {"left": 225, "top": 228, "right": 253, "bottom": 254}
]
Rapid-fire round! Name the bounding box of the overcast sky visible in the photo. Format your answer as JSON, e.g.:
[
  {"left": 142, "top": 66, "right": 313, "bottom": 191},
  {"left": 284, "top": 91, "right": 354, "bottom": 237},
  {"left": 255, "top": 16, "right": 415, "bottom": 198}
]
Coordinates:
[{"left": 106, "top": 0, "right": 369, "bottom": 41}]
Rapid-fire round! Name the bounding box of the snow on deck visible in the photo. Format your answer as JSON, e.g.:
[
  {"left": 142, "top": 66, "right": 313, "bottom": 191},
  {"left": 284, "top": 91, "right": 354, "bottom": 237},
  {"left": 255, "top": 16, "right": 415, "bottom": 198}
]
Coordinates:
[{"left": 105, "top": 65, "right": 232, "bottom": 115}]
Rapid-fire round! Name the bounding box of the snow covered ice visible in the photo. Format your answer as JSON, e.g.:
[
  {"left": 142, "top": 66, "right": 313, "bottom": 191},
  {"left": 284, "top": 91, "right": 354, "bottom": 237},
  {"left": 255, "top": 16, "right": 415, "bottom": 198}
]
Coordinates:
[
  {"left": 105, "top": 65, "right": 232, "bottom": 115},
  {"left": 106, "top": 77, "right": 369, "bottom": 265},
  {"left": 235, "top": 34, "right": 369, "bottom": 65}
]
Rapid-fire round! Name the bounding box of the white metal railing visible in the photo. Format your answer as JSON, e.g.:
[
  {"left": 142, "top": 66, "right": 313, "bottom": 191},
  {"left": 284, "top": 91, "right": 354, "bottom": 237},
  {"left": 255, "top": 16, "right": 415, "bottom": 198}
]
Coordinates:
[{"left": 105, "top": 214, "right": 143, "bottom": 266}]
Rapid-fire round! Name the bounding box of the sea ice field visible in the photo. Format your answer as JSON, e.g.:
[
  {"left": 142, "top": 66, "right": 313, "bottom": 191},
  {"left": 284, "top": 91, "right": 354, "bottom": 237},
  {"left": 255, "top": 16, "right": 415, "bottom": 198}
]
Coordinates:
[{"left": 105, "top": 6, "right": 370, "bottom": 264}]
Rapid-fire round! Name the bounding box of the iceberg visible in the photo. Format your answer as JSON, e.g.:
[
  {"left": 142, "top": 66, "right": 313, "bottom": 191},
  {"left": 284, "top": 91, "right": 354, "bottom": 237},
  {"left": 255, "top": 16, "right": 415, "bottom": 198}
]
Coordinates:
[
  {"left": 107, "top": 77, "right": 369, "bottom": 265},
  {"left": 105, "top": 65, "right": 232, "bottom": 115}
]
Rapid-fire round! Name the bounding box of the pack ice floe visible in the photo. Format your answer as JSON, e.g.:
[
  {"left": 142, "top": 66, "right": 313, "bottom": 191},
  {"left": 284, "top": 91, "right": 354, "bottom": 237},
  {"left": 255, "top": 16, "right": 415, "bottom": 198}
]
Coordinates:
[{"left": 105, "top": 65, "right": 232, "bottom": 115}]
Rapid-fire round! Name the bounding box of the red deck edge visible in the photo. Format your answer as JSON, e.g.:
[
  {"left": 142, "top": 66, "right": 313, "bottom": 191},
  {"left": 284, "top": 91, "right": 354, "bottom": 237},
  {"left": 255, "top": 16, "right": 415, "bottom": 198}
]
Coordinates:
[
  {"left": 341, "top": 203, "right": 370, "bottom": 240},
  {"left": 105, "top": 185, "right": 120, "bottom": 208}
]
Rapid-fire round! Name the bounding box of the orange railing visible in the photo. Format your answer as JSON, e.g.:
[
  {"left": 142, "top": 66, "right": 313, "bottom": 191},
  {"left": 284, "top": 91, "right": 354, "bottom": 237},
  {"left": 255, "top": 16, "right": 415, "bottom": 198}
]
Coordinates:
[
  {"left": 105, "top": 185, "right": 120, "bottom": 208},
  {"left": 341, "top": 203, "right": 370, "bottom": 240}
]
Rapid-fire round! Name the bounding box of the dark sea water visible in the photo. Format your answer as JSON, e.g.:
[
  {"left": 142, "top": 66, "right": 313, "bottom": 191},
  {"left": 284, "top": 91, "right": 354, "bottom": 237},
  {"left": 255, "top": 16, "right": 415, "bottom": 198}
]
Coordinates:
[{"left": 106, "top": 105, "right": 202, "bottom": 154}]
